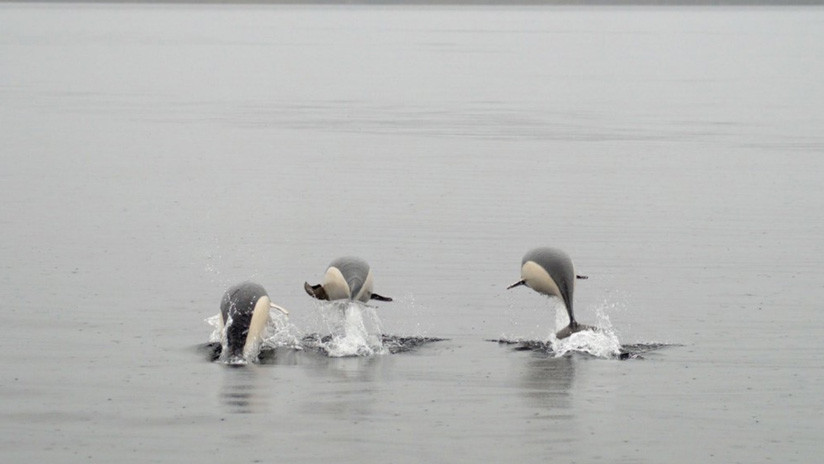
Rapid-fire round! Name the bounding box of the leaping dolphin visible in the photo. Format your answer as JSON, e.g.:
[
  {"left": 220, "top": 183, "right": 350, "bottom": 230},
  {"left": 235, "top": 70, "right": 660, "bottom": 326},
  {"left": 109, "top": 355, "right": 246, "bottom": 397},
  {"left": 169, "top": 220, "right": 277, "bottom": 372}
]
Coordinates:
[
  {"left": 220, "top": 281, "right": 289, "bottom": 362},
  {"left": 304, "top": 257, "right": 392, "bottom": 303},
  {"left": 507, "top": 247, "right": 593, "bottom": 339}
]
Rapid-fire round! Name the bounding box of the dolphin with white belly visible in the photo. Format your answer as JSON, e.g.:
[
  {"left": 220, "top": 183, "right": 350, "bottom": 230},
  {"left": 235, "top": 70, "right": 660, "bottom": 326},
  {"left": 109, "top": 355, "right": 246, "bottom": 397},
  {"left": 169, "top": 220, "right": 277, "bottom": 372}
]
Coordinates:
[
  {"left": 219, "top": 281, "right": 289, "bottom": 363},
  {"left": 507, "top": 247, "right": 593, "bottom": 339},
  {"left": 304, "top": 257, "right": 392, "bottom": 303}
]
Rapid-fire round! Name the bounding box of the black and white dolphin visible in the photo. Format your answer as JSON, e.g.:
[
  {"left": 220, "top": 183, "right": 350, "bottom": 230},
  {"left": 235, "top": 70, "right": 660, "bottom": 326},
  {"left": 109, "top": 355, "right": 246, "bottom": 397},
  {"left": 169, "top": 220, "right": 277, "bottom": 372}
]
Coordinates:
[
  {"left": 219, "top": 281, "right": 289, "bottom": 362},
  {"left": 507, "top": 247, "right": 593, "bottom": 339},
  {"left": 304, "top": 257, "right": 392, "bottom": 303}
]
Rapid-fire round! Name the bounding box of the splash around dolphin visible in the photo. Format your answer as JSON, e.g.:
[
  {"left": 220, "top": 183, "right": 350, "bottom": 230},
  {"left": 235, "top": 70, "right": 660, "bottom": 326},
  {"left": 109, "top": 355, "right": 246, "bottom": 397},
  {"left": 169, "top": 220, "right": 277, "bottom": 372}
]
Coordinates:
[
  {"left": 507, "top": 247, "right": 594, "bottom": 339},
  {"left": 304, "top": 256, "right": 392, "bottom": 303},
  {"left": 217, "top": 281, "right": 289, "bottom": 364}
]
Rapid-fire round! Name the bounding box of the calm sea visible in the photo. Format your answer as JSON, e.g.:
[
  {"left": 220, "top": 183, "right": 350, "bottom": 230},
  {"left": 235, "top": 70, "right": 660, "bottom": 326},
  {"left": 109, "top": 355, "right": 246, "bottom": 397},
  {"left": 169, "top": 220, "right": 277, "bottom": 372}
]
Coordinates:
[{"left": 1, "top": 3, "right": 823, "bottom": 463}]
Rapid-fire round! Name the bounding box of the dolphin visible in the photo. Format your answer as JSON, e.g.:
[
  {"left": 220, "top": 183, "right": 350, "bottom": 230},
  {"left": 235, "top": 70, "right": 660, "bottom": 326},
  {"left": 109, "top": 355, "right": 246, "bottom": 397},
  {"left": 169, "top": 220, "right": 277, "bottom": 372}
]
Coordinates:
[
  {"left": 507, "top": 247, "right": 593, "bottom": 339},
  {"left": 304, "top": 257, "right": 392, "bottom": 303},
  {"left": 219, "top": 281, "right": 289, "bottom": 363}
]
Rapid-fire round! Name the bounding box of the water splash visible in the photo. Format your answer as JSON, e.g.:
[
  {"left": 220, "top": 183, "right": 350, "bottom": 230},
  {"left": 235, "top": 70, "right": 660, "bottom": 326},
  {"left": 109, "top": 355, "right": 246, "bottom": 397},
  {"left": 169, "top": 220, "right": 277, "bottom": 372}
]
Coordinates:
[
  {"left": 495, "top": 296, "right": 670, "bottom": 358},
  {"left": 261, "top": 309, "right": 303, "bottom": 351},
  {"left": 205, "top": 313, "right": 222, "bottom": 344},
  {"left": 204, "top": 301, "right": 444, "bottom": 361},
  {"left": 311, "top": 301, "right": 387, "bottom": 357},
  {"left": 550, "top": 299, "right": 623, "bottom": 358},
  {"left": 204, "top": 308, "right": 304, "bottom": 364},
  {"left": 550, "top": 329, "right": 622, "bottom": 358}
]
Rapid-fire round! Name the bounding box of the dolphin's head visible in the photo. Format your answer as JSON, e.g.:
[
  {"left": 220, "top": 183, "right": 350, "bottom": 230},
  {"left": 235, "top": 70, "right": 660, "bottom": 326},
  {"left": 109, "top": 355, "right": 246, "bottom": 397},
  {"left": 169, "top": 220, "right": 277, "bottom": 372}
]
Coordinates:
[{"left": 507, "top": 247, "right": 578, "bottom": 328}]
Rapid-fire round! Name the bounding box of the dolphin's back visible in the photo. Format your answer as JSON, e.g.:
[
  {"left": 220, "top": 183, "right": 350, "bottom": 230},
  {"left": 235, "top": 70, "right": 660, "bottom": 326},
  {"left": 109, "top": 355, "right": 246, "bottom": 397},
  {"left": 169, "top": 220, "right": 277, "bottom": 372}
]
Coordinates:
[
  {"left": 221, "top": 282, "right": 267, "bottom": 323},
  {"left": 329, "top": 257, "right": 372, "bottom": 301},
  {"left": 220, "top": 282, "right": 269, "bottom": 358}
]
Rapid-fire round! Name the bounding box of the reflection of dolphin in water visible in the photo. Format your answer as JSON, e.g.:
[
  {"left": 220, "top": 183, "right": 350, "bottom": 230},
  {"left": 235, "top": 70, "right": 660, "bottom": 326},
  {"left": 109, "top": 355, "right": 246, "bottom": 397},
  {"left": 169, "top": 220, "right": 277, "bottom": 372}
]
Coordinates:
[
  {"left": 219, "top": 282, "right": 289, "bottom": 363},
  {"left": 304, "top": 257, "right": 392, "bottom": 303},
  {"left": 219, "top": 363, "right": 266, "bottom": 414},
  {"left": 521, "top": 355, "right": 575, "bottom": 411},
  {"left": 507, "top": 247, "right": 594, "bottom": 339}
]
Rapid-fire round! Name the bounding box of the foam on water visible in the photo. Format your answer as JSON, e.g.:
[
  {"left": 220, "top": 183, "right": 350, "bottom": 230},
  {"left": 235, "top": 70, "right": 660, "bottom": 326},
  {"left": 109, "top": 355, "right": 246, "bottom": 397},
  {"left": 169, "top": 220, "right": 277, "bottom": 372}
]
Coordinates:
[
  {"left": 550, "top": 329, "right": 622, "bottom": 358},
  {"left": 550, "top": 299, "right": 623, "bottom": 358}
]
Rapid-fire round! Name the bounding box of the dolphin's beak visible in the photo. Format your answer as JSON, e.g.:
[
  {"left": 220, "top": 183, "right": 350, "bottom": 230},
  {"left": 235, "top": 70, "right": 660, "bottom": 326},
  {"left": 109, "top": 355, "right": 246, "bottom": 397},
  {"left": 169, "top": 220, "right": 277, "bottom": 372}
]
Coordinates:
[
  {"left": 506, "top": 279, "right": 526, "bottom": 290},
  {"left": 269, "top": 302, "right": 290, "bottom": 316}
]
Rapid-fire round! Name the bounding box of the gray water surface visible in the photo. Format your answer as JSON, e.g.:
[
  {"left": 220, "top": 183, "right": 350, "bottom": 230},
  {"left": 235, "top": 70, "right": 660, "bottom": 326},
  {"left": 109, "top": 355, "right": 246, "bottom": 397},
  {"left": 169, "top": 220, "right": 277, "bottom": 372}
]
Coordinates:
[{"left": 1, "top": 4, "right": 823, "bottom": 463}]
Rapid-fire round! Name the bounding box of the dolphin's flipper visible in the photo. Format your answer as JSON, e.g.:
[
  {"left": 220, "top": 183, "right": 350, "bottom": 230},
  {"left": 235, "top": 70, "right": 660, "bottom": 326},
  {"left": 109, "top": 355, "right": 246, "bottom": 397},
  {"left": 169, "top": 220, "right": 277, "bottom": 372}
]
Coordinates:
[
  {"left": 269, "top": 302, "right": 290, "bottom": 315},
  {"left": 304, "top": 282, "right": 329, "bottom": 300},
  {"left": 370, "top": 293, "right": 393, "bottom": 302}
]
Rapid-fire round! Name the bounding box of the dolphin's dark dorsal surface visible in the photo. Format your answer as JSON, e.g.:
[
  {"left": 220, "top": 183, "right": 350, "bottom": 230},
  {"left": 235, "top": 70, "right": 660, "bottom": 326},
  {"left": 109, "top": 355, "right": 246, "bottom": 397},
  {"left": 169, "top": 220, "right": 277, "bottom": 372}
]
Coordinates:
[
  {"left": 221, "top": 282, "right": 268, "bottom": 359},
  {"left": 221, "top": 282, "right": 268, "bottom": 327},
  {"left": 219, "top": 282, "right": 288, "bottom": 362},
  {"left": 330, "top": 257, "right": 370, "bottom": 300},
  {"left": 522, "top": 248, "right": 576, "bottom": 320},
  {"left": 304, "top": 257, "right": 392, "bottom": 303}
]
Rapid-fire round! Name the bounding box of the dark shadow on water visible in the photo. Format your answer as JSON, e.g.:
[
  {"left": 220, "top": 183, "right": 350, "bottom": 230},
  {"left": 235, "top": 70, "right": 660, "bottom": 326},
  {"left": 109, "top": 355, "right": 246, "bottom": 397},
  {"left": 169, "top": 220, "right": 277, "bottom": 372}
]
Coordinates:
[
  {"left": 196, "top": 342, "right": 222, "bottom": 362},
  {"left": 195, "top": 342, "right": 304, "bottom": 365},
  {"left": 489, "top": 338, "right": 678, "bottom": 360},
  {"left": 381, "top": 334, "right": 449, "bottom": 354},
  {"left": 300, "top": 334, "right": 448, "bottom": 356},
  {"left": 195, "top": 335, "right": 446, "bottom": 365},
  {"left": 619, "top": 342, "right": 679, "bottom": 359}
]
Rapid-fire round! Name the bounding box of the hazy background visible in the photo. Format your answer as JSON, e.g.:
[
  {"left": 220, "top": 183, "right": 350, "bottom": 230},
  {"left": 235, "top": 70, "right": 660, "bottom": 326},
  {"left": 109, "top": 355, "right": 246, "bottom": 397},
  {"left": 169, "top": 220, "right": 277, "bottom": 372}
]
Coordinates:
[{"left": 1, "top": 3, "right": 823, "bottom": 463}]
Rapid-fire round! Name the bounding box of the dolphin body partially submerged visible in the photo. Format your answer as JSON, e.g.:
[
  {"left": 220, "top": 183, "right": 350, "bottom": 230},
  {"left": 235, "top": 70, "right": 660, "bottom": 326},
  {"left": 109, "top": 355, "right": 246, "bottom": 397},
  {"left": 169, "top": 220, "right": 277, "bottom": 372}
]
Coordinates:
[
  {"left": 304, "top": 257, "right": 392, "bottom": 303},
  {"left": 507, "top": 247, "right": 594, "bottom": 339},
  {"left": 219, "top": 281, "right": 289, "bottom": 363}
]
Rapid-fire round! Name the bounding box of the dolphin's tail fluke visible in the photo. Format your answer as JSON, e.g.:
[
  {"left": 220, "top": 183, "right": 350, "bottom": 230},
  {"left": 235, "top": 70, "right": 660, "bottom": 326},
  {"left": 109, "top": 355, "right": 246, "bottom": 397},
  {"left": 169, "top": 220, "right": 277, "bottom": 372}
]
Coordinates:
[
  {"left": 304, "top": 282, "right": 329, "bottom": 300},
  {"left": 370, "top": 293, "right": 393, "bottom": 302},
  {"left": 555, "top": 322, "right": 596, "bottom": 340}
]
